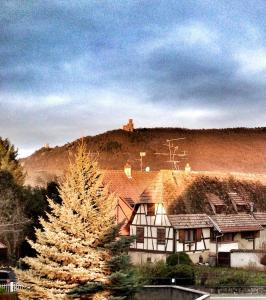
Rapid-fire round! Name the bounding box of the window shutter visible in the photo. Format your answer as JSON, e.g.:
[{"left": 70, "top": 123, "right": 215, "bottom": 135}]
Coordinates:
[
  {"left": 255, "top": 231, "right": 260, "bottom": 238},
  {"left": 196, "top": 228, "right": 202, "bottom": 241},
  {"left": 179, "top": 229, "right": 185, "bottom": 242},
  {"left": 136, "top": 227, "right": 144, "bottom": 243},
  {"left": 157, "top": 228, "right": 166, "bottom": 245}
]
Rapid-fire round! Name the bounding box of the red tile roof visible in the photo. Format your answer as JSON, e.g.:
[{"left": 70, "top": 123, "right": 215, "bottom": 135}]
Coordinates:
[
  {"left": 254, "top": 212, "right": 266, "bottom": 226},
  {"left": 210, "top": 213, "right": 262, "bottom": 233},
  {"left": 139, "top": 173, "right": 164, "bottom": 204},
  {"left": 103, "top": 170, "right": 158, "bottom": 206},
  {"left": 168, "top": 214, "right": 213, "bottom": 229}
]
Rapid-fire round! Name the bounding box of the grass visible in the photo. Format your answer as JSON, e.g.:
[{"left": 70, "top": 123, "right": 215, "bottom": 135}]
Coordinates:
[
  {"left": 134, "top": 261, "right": 266, "bottom": 287},
  {"left": 194, "top": 265, "right": 266, "bottom": 287}
]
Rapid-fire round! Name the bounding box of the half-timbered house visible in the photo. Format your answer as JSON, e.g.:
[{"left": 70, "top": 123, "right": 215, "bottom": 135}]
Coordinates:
[
  {"left": 103, "top": 165, "right": 158, "bottom": 234},
  {"left": 168, "top": 214, "right": 212, "bottom": 262},
  {"left": 102, "top": 167, "right": 266, "bottom": 265},
  {"left": 129, "top": 173, "right": 215, "bottom": 263}
]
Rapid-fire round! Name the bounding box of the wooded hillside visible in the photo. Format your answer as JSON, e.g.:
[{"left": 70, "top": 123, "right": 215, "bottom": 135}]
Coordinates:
[{"left": 21, "top": 127, "right": 266, "bottom": 186}]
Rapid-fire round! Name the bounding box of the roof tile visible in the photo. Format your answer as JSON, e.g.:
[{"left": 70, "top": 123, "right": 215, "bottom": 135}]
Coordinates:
[
  {"left": 210, "top": 213, "right": 262, "bottom": 232},
  {"left": 168, "top": 214, "right": 213, "bottom": 229}
]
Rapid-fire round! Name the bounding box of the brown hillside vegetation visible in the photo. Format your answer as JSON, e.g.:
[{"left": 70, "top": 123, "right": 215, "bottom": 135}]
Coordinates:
[
  {"left": 159, "top": 171, "right": 266, "bottom": 214},
  {"left": 21, "top": 127, "right": 266, "bottom": 186}
]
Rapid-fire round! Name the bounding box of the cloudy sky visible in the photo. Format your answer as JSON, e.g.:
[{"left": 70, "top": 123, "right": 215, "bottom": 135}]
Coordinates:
[{"left": 1, "top": 1, "right": 266, "bottom": 157}]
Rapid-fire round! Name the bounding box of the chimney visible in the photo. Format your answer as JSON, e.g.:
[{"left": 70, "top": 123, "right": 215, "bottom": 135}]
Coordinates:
[
  {"left": 124, "top": 162, "right": 132, "bottom": 178},
  {"left": 185, "top": 163, "right": 191, "bottom": 173}
]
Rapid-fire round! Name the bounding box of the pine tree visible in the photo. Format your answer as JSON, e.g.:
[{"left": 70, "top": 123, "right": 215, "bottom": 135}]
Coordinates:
[
  {"left": 68, "top": 227, "right": 138, "bottom": 300},
  {"left": 16, "top": 145, "right": 137, "bottom": 300},
  {"left": 0, "top": 138, "right": 25, "bottom": 185}
]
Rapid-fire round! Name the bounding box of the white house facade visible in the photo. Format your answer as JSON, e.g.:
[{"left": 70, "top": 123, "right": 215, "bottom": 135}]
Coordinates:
[{"left": 129, "top": 202, "right": 265, "bottom": 265}]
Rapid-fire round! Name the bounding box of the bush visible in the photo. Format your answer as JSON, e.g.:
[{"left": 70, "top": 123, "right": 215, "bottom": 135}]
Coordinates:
[
  {"left": 134, "top": 260, "right": 169, "bottom": 284},
  {"left": 0, "top": 288, "right": 5, "bottom": 295},
  {"left": 218, "top": 272, "right": 249, "bottom": 286},
  {"left": 166, "top": 265, "right": 195, "bottom": 286},
  {"left": 166, "top": 252, "right": 192, "bottom": 266}
]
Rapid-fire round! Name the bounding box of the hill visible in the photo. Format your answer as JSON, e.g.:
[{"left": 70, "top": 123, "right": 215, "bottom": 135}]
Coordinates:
[{"left": 21, "top": 127, "right": 266, "bottom": 186}]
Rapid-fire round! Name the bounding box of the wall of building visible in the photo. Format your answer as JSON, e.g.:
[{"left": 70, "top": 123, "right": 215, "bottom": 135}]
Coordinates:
[
  {"left": 234, "top": 233, "right": 255, "bottom": 249},
  {"left": 209, "top": 241, "right": 239, "bottom": 253},
  {"left": 130, "top": 203, "right": 174, "bottom": 252},
  {"left": 231, "top": 251, "right": 266, "bottom": 270},
  {"left": 175, "top": 228, "right": 210, "bottom": 253},
  {"left": 256, "top": 227, "right": 266, "bottom": 249},
  {"left": 129, "top": 250, "right": 167, "bottom": 264}
]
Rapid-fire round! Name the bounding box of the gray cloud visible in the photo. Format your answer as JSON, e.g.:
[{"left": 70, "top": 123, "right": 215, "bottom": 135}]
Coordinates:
[{"left": 0, "top": 1, "right": 266, "bottom": 156}]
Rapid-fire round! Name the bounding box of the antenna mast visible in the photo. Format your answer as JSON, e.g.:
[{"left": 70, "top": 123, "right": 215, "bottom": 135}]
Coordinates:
[{"left": 155, "top": 138, "right": 187, "bottom": 170}]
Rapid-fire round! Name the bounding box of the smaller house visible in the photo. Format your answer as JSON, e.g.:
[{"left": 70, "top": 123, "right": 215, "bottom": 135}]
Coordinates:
[
  {"left": 254, "top": 212, "right": 266, "bottom": 249},
  {"left": 168, "top": 214, "right": 213, "bottom": 262},
  {"left": 209, "top": 213, "right": 262, "bottom": 253}
]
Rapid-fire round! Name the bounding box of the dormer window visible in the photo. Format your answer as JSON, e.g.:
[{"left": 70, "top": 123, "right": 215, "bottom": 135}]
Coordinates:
[{"left": 147, "top": 204, "right": 155, "bottom": 216}]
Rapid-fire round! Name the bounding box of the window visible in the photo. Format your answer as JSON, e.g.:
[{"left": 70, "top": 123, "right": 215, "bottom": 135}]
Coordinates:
[
  {"left": 241, "top": 231, "right": 255, "bottom": 240},
  {"left": 210, "top": 229, "right": 217, "bottom": 242},
  {"left": 185, "top": 229, "right": 196, "bottom": 242},
  {"left": 180, "top": 229, "right": 201, "bottom": 243},
  {"left": 157, "top": 228, "right": 166, "bottom": 245},
  {"left": 220, "top": 233, "right": 234, "bottom": 242},
  {"left": 136, "top": 227, "right": 144, "bottom": 243},
  {"left": 147, "top": 204, "right": 155, "bottom": 216}
]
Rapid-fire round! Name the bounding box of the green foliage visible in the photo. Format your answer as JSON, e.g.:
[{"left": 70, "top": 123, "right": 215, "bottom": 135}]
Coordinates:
[
  {"left": 0, "top": 138, "right": 24, "bottom": 185},
  {"left": 194, "top": 265, "right": 266, "bottom": 287},
  {"left": 19, "top": 182, "right": 62, "bottom": 259},
  {"left": 108, "top": 270, "right": 138, "bottom": 300},
  {"left": 166, "top": 252, "right": 192, "bottom": 266},
  {"left": 104, "top": 232, "right": 139, "bottom": 299},
  {"left": 67, "top": 282, "right": 104, "bottom": 298},
  {"left": 134, "top": 260, "right": 169, "bottom": 284},
  {"left": 167, "top": 264, "right": 195, "bottom": 285},
  {"left": 0, "top": 288, "right": 5, "bottom": 294},
  {"left": 134, "top": 260, "right": 195, "bottom": 286},
  {"left": 218, "top": 272, "right": 249, "bottom": 286}
]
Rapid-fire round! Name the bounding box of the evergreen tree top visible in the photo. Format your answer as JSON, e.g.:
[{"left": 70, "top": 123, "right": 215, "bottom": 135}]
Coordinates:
[{"left": 0, "top": 137, "right": 25, "bottom": 185}]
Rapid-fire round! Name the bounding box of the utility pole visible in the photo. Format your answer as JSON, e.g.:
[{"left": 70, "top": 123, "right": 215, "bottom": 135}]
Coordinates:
[{"left": 139, "top": 152, "right": 146, "bottom": 171}]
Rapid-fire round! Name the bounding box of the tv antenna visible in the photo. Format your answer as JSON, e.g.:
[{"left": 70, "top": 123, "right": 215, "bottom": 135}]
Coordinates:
[{"left": 155, "top": 138, "right": 187, "bottom": 170}]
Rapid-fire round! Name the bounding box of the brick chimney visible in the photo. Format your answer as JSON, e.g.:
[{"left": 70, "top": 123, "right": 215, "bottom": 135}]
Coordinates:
[{"left": 124, "top": 162, "right": 132, "bottom": 178}]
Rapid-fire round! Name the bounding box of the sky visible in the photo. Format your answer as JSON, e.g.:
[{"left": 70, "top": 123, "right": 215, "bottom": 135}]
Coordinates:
[{"left": 1, "top": 0, "right": 266, "bottom": 157}]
